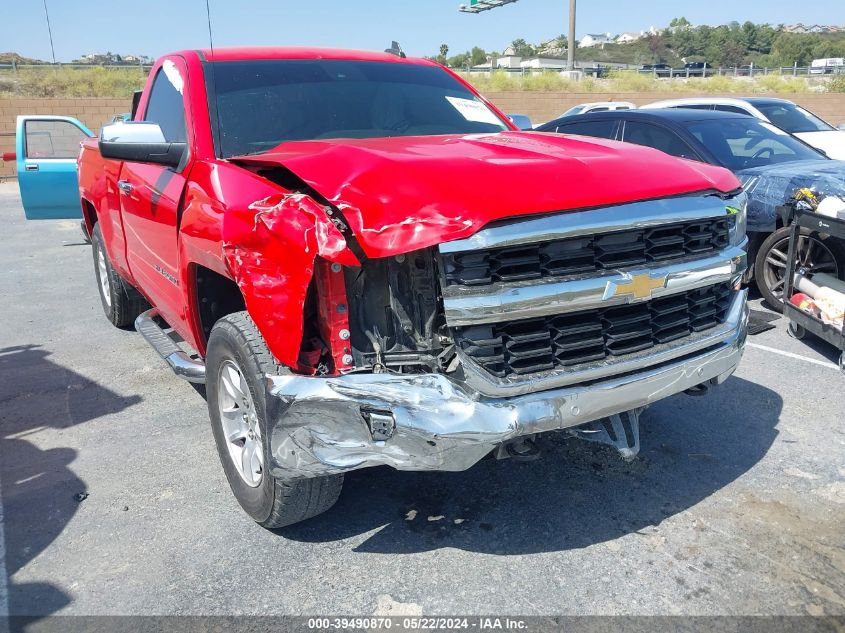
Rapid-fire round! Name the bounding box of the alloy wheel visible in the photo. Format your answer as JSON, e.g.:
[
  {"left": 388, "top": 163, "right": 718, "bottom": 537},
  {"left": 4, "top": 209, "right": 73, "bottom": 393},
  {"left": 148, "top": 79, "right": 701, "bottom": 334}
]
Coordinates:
[
  {"left": 97, "top": 245, "right": 111, "bottom": 308},
  {"left": 762, "top": 234, "right": 839, "bottom": 303},
  {"left": 217, "top": 360, "right": 263, "bottom": 487}
]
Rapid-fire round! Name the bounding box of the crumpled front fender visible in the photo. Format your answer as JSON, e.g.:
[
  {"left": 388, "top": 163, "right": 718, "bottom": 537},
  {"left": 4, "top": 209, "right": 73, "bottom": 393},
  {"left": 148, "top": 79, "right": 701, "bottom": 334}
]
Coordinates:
[{"left": 222, "top": 192, "right": 359, "bottom": 369}]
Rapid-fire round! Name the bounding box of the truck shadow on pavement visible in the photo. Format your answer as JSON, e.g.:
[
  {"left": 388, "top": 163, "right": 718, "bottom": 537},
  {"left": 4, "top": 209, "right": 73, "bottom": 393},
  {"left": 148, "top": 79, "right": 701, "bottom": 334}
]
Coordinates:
[
  {"left": 279, "top": 376, "right": 781, "bottom": 555},
  {"left": 0, "top": 345, "right": 142, "bottom": 617}
]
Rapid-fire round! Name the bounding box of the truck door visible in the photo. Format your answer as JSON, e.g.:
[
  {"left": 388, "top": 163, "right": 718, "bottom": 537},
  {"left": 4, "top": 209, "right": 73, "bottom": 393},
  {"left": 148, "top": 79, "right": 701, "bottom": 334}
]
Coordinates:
[
  {"left": 119, "top": 57, "right": 192, "bottom": 325},
  {"left": 13, "top": 115, "right": 94, "bottom": 219}
]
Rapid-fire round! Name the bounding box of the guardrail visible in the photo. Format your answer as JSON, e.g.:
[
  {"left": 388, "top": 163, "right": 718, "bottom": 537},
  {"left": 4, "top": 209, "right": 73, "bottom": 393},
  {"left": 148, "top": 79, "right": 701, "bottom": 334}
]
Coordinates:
[
  {"left": 459, "top": 65, "right": 845, "bottom": 79},
  {"left": 1, "top": 62, "right": 842, "bottom": 80},
  {"left": 0, "top": 63, "right": 154, "bottom": 71}
]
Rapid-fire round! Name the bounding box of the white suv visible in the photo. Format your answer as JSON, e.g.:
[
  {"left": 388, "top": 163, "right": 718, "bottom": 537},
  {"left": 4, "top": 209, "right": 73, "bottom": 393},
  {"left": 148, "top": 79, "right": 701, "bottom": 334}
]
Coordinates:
[
  {"left": 642, "top": 97, "right": 845, "bottom": 160},
  {"left": 560, "top": 101, "right": 636, "bottom": 117}
]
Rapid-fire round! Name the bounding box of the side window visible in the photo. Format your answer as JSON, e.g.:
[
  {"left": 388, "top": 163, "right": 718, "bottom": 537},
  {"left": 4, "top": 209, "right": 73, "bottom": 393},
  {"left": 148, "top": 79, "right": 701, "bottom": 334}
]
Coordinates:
[
  {"left": 25, "top": 120, "right": 88, "bottom": 159},
  {"left": 714, "top": 105, "right": 750, "bottom": 115},
  {"left": 622, "top": 121, "right": 700, "bottom": 161},
  {"left": 556, "top": 119, "right": 618, "bottom": 139},
  {"left": 143, "top": 63, "right": 187, "bottom": 143},
  {"left": 672, "top": 104, "right": 713, "bottom": 111}
]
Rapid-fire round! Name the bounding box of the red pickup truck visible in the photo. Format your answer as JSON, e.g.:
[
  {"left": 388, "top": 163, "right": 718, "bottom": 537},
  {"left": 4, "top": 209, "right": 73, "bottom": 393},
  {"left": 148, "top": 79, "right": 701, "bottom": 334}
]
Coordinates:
[{"left": 13, "top": 47, "right": 749, "bottom": 528}]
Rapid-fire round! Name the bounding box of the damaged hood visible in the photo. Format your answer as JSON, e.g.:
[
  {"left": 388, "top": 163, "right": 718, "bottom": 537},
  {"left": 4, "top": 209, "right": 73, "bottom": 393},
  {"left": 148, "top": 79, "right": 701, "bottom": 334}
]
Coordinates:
[
  {"left": 230, "top": 131, "right": 740, "bottom": 257},
  {"left": 737, "top": 159, "right": 845, "bottom": 232}
]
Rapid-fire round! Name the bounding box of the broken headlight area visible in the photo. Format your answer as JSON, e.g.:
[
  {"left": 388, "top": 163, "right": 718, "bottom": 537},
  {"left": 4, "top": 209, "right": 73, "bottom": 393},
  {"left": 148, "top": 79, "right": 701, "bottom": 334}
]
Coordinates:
[{"left": 341, "top": 248, "right": 458, "bottom": 375}]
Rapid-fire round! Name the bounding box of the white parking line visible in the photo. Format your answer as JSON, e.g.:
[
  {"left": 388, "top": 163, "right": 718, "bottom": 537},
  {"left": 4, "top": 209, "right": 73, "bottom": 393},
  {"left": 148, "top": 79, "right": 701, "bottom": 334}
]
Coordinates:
[
  {"left": 0, "top": 467, "right": 8, "bottom": 631},
  {"left": 747, "top": 342, "right": 839, "bottom": 370}
]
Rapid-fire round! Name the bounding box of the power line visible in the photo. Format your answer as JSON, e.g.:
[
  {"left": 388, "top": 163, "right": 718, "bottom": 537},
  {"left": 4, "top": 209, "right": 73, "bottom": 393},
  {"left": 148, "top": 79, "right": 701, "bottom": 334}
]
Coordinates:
[
  {"left": 42, "top": 0, "right": 56, "bottom": 64},
  {"left": 205, "top": 0, "right": 215, "bottom": 55}
]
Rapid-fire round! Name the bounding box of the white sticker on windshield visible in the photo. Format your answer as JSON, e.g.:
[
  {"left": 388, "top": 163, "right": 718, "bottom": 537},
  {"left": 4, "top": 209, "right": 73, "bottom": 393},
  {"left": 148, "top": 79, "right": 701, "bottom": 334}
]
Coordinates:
[
  {"left": 759, "top": 121, "right": 787, "bottom": 136},
  {"left": 446, "top": 96, "right": 502, "bottom": 125}
]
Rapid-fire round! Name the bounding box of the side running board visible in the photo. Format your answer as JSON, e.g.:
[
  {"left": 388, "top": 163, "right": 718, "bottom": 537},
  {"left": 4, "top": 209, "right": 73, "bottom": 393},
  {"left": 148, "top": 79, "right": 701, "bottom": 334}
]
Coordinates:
[{"left": 134, "top": 309, "right": 206, "bottom": 384}]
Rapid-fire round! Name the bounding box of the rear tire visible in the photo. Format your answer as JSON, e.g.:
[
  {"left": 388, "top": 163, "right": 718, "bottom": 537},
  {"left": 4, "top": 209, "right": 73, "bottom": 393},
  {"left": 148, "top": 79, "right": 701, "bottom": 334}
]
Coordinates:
[
  {"left": 206, "top": 312, "right": 343, "bottom": 528},
  {"left": 91, "top": 223, "right": 148, "bottom": 327}
]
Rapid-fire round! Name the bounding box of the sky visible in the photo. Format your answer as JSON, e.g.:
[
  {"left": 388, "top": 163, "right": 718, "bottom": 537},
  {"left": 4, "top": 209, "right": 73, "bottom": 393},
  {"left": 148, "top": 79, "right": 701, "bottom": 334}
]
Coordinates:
[{"left": 1, "top": 0, "right": 841, "bottom": 63}]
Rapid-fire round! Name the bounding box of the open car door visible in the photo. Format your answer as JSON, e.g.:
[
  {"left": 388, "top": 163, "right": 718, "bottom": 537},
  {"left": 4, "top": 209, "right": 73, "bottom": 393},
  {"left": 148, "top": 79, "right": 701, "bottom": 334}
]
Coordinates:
[{"left": 13, "top": 115, "right": 93, "bottom": 219}]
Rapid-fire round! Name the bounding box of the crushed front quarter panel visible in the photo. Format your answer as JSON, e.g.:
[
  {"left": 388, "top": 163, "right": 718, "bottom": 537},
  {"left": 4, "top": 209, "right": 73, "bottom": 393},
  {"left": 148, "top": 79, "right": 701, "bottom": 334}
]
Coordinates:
[{"left": 221, "top": 192, "right": 359, "bottom": 369}]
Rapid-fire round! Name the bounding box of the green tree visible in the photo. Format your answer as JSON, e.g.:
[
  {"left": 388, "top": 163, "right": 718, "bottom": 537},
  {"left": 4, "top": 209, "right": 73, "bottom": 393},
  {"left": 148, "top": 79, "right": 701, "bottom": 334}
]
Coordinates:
[
  {"left": 720, "top": 41, "right": 746, "bottom": 67},
  {"left": 549, "top": 34, "right": 567, "bottom": 52},
  {"left": 812, "top": 40, "right": 845, "bottom": 59},
  {"left": 771, "top": 33, "right": 816, "bottom": 66},
  {"left": 645, "top": 33, "right": 669, "bottom": 62},
  {"left": 673, "top": 27, "right": 696, "bottom": 57},
  {"left": 510, "top": 38, "right": 536, "bottom": 57},
  {"left": 447, "top": 51, "right": 471, "bottom": 68},
  {"left": 752, "top": 24, "right": 776, "bottom": 54},
  {"left": 470, "top": 46, "right": 488, "bottom": 66},
  {"left": 437, "top": 43, "right": 449, "bottom": 65},
  {"left": 741, "top": 22, "right": 758, "bottom": 51}
]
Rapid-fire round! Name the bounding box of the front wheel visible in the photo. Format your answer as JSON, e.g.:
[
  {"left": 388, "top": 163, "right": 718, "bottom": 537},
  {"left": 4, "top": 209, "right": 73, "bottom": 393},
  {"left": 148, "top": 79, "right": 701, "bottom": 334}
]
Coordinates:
[
  {"left": 754, "top": 226, "right": 845, "bottom": 311},
  {"left": 206, "top": 312, "right": 343, "bottom": 528}
]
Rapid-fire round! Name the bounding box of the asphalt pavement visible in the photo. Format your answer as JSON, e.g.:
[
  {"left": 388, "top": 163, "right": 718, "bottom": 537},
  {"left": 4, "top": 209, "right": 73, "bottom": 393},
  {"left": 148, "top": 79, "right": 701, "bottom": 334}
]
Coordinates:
[{"left": 1, "top": 181, "right": 844, "bottom": 618}]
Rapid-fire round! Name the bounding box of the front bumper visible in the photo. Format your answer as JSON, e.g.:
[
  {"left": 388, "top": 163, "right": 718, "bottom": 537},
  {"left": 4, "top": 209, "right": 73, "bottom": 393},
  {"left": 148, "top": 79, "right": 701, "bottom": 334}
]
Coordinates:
[{"left": 265, "top": 291, "right": 748, "bottom": 479}]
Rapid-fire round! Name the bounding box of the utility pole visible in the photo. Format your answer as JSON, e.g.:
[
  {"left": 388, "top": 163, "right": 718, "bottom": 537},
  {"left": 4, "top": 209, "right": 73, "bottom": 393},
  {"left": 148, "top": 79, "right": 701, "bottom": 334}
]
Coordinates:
[{"left": 567, "top": 0, "right": 576, "bottom": 71}]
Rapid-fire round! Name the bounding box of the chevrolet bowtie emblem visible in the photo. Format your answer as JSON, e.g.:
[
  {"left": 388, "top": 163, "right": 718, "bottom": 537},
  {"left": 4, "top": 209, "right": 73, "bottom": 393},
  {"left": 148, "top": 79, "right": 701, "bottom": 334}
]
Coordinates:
[{"left": 604, "top": 273, "right": 668, "bottom": 301}]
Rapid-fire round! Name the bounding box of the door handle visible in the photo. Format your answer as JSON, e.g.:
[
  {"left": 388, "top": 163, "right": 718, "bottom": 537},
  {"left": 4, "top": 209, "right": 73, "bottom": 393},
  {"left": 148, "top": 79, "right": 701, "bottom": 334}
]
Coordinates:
[
  {"left": 25, "top": 164, "right": 39, "bottom": 172},
  {"left": 117, "top": 180, "right": 133, "bottom": 194}
]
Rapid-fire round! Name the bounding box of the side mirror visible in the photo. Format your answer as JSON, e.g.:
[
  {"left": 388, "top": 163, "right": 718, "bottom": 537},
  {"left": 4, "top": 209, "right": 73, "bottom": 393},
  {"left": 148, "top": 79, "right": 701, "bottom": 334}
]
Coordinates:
[
  {"left": 99, "top": 122, "right": 186, "bottom": 168},
  {"left": 508, "top": 114, "right": 534, "bottom": 130}
]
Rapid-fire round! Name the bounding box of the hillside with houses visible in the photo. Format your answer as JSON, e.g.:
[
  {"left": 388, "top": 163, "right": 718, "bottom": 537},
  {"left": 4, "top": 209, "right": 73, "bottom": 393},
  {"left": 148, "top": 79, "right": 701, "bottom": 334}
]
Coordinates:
[{"left": 436, "top": 19, "right": 845, "bottom": 70}]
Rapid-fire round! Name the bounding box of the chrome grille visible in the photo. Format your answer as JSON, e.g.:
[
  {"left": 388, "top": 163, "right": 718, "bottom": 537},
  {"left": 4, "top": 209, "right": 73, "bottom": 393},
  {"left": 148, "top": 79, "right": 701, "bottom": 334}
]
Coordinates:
[
  {"left": 453, "top": 283, "right": 733, "bottom": 378},
  {"left": 442, "top": 217, "right": 730, "bottom": 287}
]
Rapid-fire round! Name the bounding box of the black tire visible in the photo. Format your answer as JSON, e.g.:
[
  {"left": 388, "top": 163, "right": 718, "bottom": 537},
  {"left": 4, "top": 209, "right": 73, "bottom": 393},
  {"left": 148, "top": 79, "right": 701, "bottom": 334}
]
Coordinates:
[
  {"left": 754, "top": 226, "right": 845, "bottom": 311},
  {"left": 91, "top": 223, "right": 148, "bottom": 327},
  {"left": 206, "top": 311, "right": 343, "bottom": 528}
]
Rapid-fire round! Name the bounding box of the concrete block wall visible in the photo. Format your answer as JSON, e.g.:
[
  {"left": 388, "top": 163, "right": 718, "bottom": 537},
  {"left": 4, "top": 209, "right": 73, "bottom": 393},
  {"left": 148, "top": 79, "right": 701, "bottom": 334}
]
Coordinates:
[{"left": 0, "top": 98, "right": 131, "bottom": 179}]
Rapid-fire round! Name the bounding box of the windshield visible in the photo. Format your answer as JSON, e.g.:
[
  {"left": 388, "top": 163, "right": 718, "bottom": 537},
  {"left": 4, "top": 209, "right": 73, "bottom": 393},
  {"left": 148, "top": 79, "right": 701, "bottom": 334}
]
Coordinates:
[
  {"left": 209, "top": 59, "right": 508, "bottom": 157},
  {"left": 754, "top": 102, "right": 835, "bottom": 133},
  {"left": 684, "top": 117, "right": 826, "bottom": 171}
]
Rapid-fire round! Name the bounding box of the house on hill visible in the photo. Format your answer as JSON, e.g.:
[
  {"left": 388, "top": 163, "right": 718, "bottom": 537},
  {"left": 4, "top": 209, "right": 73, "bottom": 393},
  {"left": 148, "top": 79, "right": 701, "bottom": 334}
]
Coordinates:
[
  {"left": 579, "top": 33, "right": 613, "bottom": 48},
  {"left": 615, "top": 32, "right": 643, "bottom": 44}
]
